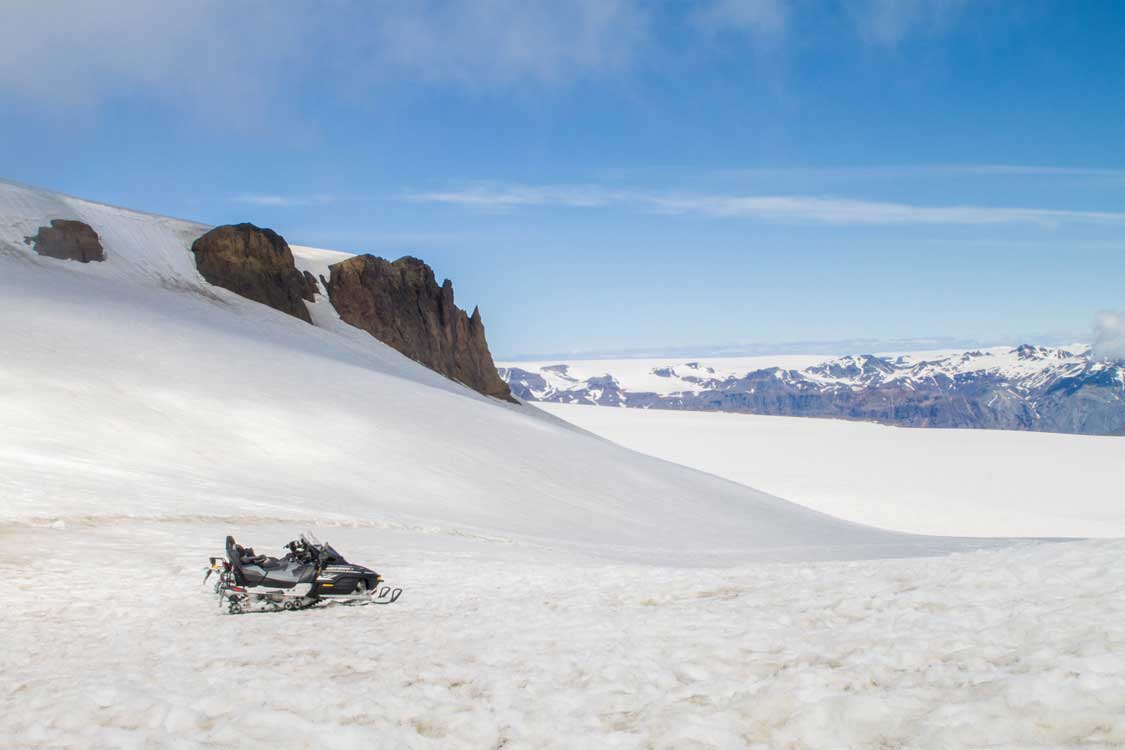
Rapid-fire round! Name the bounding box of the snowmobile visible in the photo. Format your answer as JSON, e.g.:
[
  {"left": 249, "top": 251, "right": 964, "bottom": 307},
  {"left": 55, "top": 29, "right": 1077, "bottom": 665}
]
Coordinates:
[{"left": 205, "top": 533, "right": 402, "bottom": 614}]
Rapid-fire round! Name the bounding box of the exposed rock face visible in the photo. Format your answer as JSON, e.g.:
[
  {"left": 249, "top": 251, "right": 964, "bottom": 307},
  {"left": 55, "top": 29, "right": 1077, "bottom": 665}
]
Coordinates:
[
  {"left": 326, "top": 255, "right": 515, "bottom": 402},
  {"left": 24, "top": 219, "right": 105, "bottom": 262},
  {"left": 190, "top": 224, "right": 312, "bottom": 323},
  {"left": 301, "top": 271, "right": 320, "bottom": 301}
]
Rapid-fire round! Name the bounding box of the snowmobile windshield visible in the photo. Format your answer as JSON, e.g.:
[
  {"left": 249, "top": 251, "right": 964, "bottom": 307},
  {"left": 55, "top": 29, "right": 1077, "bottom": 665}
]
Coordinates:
[
  {"left": 320, "top": 543, "right": 346, "bottom": 564},
  {"left": 300, "top": 531, "right": 322, "bottom": 548}
]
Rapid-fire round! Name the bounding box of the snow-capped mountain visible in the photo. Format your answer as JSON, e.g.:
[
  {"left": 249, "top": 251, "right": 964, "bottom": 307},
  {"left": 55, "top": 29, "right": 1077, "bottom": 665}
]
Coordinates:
[{"left": 500, "top": 345, "right": 1125, "bottom": 435}]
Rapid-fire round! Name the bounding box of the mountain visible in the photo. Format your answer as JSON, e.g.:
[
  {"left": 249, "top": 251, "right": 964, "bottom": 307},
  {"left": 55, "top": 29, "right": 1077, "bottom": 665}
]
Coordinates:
[{"left": 500, "top": 346, "right": 1125, "bottom": 435}]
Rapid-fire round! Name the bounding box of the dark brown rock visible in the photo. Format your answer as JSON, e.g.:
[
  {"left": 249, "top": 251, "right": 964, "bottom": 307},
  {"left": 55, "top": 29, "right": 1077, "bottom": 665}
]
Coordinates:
[
  {"left": 326, "top": 255, "right": 516, "bottom": 402},
  {"left": 24, "top": 219, "right": 105, "bottom": 262},
  {"left": 301, "top": 271, "right": 319, "bottom": 302},
  {"left": 190, "top": 224, "right": 311, "bottom": 323}
]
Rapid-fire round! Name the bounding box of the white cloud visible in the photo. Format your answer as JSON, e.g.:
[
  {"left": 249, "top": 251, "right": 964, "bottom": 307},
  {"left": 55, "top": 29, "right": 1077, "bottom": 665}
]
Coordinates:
[
  {"left": 404, "top": 184, "right": 630, "bottom": 210},
  {"left": 694, "top": 0, "right": 788, "bottom": 35},
  {"left": 367, "top": 0, "right": 648, "bottom": 87},
  {"left": 844, "top": 0, "right": 971, "bottom": 46},
  {"left": 648, "top": 195, "right": 1125, "bottom": 225},
  {"left": 230, "top": 194, "right": 338, "bottom": 208},
  {"left": 1092, "top": 311, "right": 1125, "bottom": 362},
  {"left": 0, "top": 0, "right": 1000, "bottom": 127},
  {"left": 0, "top": 0, "right": 649, "bottom": 124},
  {"left": 721, "top": 164, "right": 1125, "bottom": 181},
  {"left": 0, "top": 0, "right": 307, "bottom": 126},
  {"left": 406, "top": 182, "right": 1125, "bottom": 226}
]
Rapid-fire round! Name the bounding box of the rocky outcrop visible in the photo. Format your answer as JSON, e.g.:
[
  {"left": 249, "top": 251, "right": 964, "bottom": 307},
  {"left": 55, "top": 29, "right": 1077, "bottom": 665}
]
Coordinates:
[
  {"left": 302, "top": 271, "right": 320, "bottom": 301},
  {"left": 191, "top": 224, "right": 312, "bottom": 323},
  {"left": 24, "top": 219, "right": 105, "bottom": 262},
  {"left": 326, "top": 255, "right": 515, "bottom": 402}
]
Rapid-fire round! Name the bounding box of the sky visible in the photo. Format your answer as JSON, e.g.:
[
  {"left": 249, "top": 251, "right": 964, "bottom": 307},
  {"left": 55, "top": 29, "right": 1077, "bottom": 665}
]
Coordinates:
[{"left": 2, "top": 0, "right": 1124, "bottom": 359}]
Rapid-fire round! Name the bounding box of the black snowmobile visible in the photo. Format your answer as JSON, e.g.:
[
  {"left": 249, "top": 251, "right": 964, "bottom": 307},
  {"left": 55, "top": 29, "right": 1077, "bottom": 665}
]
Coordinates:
[{"left": 206, "top": 533, "right": 402, "bottom": 614}]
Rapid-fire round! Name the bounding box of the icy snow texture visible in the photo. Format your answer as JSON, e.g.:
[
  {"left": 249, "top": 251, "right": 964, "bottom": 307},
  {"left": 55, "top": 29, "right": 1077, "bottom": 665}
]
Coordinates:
[
  {"left": 537, "top": 404, "right": 1125, "bottom": 537},
  {"left": 4, "top": 524, "right": 1125, "bottom": 749}
]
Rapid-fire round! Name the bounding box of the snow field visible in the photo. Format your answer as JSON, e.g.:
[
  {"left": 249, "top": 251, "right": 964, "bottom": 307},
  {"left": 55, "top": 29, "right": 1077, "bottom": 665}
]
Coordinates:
[
  {"left": 4, "top": 523, "right": 1125, "bottom": 749},
  {"left": 536, "top": 403, "right": 1125, "bottom": 538}
]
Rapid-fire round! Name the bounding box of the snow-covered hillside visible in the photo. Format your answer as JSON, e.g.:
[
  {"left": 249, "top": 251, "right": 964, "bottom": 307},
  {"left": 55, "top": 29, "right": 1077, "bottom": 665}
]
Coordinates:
[
  {"left": 0, "top": 178, "right": 946, "bottom": 562},
  {"left": 5, "top": 180, "right": 1124, "bottom": 749},
  {"left": 536, "top": 404, "right": 1125, "bottom": 537}
]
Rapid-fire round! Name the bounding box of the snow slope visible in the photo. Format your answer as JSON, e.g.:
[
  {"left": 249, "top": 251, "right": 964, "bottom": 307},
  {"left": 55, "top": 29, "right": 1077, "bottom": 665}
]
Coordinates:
[
  {"left": 0, "top": 178, "right": 953, "bottom": 563},
  {"left": 536, "top": 404, "right": 1125, "bottom": 537}
]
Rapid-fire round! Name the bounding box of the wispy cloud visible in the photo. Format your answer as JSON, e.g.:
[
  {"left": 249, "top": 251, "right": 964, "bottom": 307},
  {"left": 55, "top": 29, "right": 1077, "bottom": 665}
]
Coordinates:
[
  {"left": 404, "top": 184, "right": 631, "bottom": 210},
  {"left": 718, "top": 164, "right": 1125, "bottom": 181},
  {"left": 694, "top": 0, "right": 788, "bottom": 35},
  {"left": 366, "top": 0, "right": 648, "bottom": 87},
  {"left": 0, "top": 1, "right": 992, "bottom": 127},
  {"left": 0, "top": 0, "right": 308, "bottom": 127},
  {"left": 231, "top": 194, "right": 339, "bottom": 208},
  {"left": 647, "top": 195, "right": 1125, "bottom": 225},
  {"left": 405, "top": 182, "right": 1125, "bottom": 226},
  {"left": 0, "top": 1, "right": 650, "bottom": 125},
  {"left": 844, "top": 0, "right": 971, "bottom": 46}
]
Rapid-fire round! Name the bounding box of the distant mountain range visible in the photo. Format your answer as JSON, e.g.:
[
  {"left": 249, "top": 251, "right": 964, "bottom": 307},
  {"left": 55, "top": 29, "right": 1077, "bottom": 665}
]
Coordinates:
[{"left": 499, "top": 345, "right": 1125, "bottom": 435}]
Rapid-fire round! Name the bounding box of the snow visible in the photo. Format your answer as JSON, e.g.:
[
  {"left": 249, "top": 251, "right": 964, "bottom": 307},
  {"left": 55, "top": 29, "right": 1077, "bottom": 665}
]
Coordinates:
[
  {"left": 536, "top": 404, "right": 1125, "bottom": 537},
  {"left": 4, "top": 179, "right": 1125, "bottom": 749},
  {"left": 290, "top": 243, "right": 354, "bottom": 287},
  {"left": 5, "top": 523, "right": 1125, "bottom": 749}
]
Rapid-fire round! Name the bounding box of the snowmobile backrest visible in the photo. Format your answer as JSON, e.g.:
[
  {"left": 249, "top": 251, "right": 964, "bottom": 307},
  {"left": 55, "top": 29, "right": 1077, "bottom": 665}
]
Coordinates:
[
  {"left": 226, "top": 536, "right": 240, "bottom": 563},
  {"left": 226, "top": 536, "right": 251, "bottom": 570}
]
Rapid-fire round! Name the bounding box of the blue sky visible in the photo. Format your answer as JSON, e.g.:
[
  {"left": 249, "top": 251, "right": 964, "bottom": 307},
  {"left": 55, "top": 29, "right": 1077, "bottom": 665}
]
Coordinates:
[{"left": 2, "top": 1, "right": 1124, "bottom": 359}]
